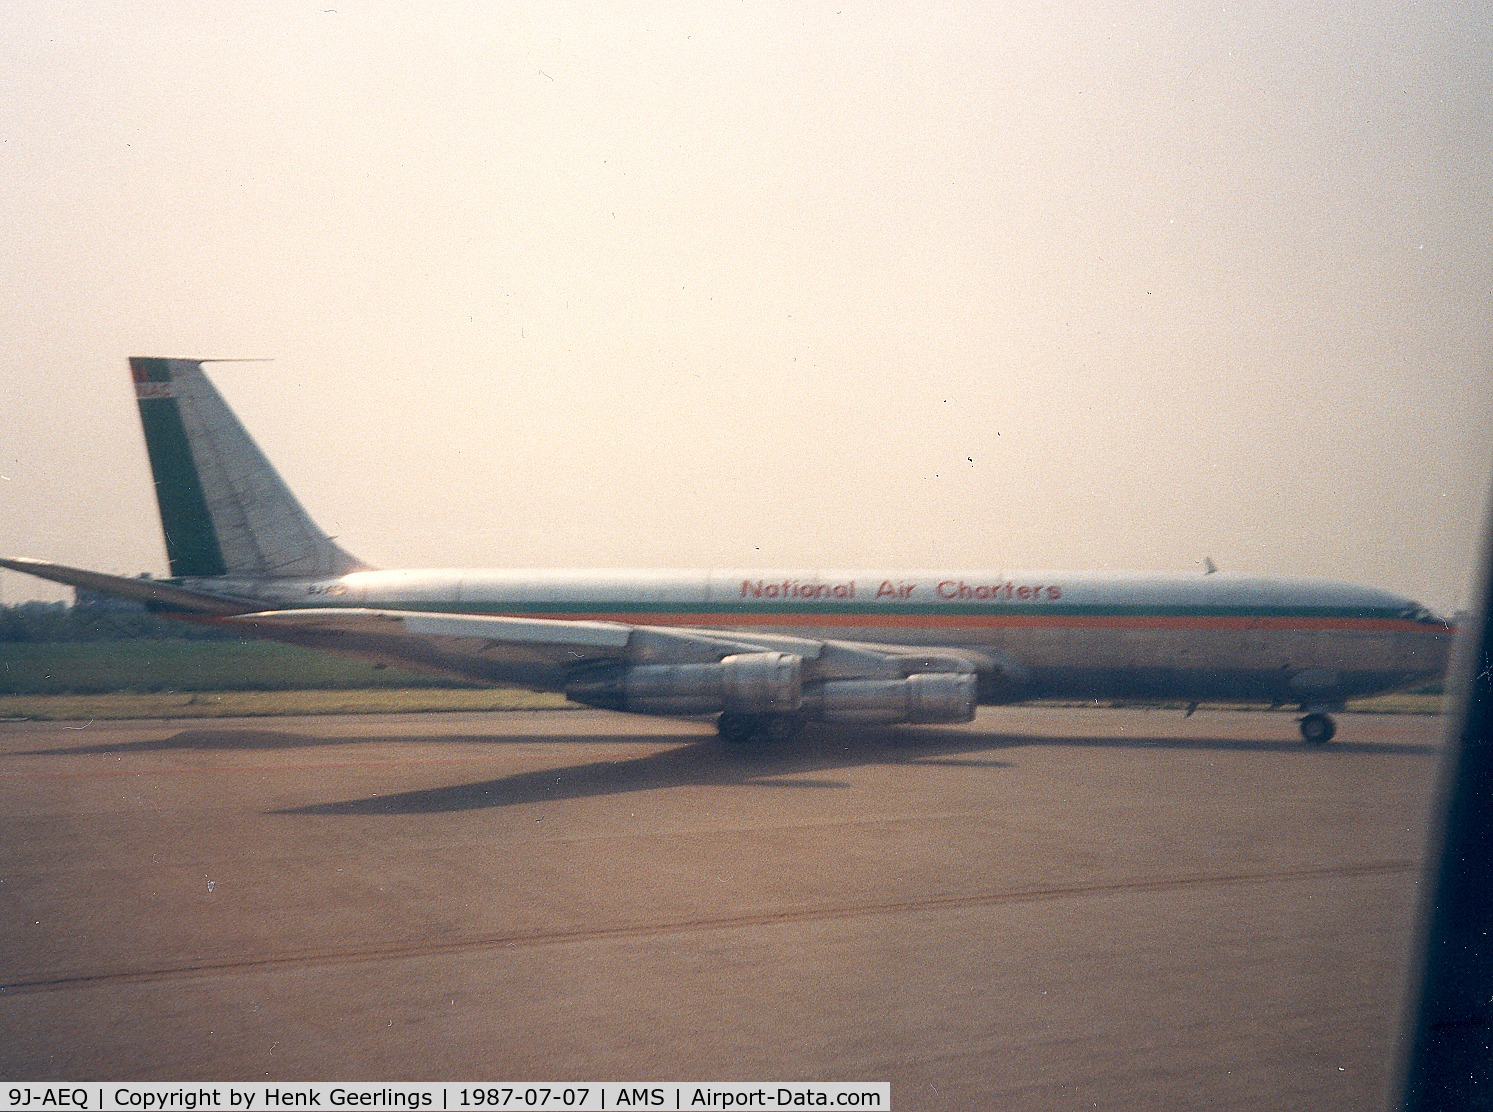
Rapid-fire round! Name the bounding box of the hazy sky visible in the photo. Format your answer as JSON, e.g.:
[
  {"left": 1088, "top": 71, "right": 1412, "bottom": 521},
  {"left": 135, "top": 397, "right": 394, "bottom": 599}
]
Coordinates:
[{"left": 2, "top": 1, "right": 1489, "bottom": 613}]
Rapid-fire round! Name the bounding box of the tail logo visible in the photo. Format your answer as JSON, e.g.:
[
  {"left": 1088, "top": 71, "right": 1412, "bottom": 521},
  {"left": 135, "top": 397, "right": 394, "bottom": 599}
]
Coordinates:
[{"left": 135, "top": 381, "right": 174, "bottom": 399}]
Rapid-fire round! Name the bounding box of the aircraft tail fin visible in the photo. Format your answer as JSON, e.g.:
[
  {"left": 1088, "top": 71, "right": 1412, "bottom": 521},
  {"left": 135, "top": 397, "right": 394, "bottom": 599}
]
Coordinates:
[{"left": 130, "top": 358, "right": 372, "bottom": 579}]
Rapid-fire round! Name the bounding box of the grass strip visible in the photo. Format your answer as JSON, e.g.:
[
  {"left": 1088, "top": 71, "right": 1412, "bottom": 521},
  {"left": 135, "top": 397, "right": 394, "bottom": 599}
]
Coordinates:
[{"left": 0, "top": 639, "right": 472, "bottom": 695}]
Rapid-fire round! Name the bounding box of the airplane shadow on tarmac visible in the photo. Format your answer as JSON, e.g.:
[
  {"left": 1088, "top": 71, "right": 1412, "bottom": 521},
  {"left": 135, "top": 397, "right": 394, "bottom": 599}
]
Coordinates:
[
  {"left": 277, "top": 731, "right": 1011, "bottom": 815},
  {"left": 21, "top": 717, "right": 1436, "bottom": 815},
  {"left": 270, "top": 722, "right": 1435, "bottom": 816}
]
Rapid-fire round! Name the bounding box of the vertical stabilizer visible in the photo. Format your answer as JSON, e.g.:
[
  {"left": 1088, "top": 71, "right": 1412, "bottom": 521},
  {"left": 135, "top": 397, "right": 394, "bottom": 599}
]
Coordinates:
[{"left": 130, "top": 358, "right": 370, "bottom": 578}]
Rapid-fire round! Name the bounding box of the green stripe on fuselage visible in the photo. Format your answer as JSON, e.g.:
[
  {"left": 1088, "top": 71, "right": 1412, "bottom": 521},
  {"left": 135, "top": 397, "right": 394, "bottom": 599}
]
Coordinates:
[
  {"left": 316, "top": 598, "right": 1409, "bottom": 622},
  {"left": 136, "top": 390, "right": 227, "bottom": 579}
]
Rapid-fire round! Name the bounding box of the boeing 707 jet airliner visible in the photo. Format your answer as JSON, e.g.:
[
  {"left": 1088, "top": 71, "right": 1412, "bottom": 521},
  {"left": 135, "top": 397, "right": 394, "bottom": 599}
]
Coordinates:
[{"left": 0, "top": 358, "right": 1453, "bottom": 744}]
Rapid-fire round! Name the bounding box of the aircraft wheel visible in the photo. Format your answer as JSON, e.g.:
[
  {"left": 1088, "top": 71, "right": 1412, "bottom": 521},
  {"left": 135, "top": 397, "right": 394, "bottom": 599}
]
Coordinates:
[
  {"left": 1299, "top": 712, "right": 1337, "bottom": 745},
  {"left": 718, "top": 713, "right": 763, "bottom": 744}
]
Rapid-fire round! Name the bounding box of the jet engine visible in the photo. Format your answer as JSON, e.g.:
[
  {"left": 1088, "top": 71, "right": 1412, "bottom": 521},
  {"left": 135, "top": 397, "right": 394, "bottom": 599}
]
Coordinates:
[
  {"left": 802, "top": 673, "right": 978, "bottom": 724},
  {"left": 566, "top": 651, "right": 803, "bottom": 715},
  {"left": 568, "top": 653, "right": 976, "bottom": 728}
]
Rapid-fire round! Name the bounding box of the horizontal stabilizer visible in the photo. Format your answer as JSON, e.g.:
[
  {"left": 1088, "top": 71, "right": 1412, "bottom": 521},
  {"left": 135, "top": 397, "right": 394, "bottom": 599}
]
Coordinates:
[{"left": 0, "top": 557, "right": 261, "bottom": 614}]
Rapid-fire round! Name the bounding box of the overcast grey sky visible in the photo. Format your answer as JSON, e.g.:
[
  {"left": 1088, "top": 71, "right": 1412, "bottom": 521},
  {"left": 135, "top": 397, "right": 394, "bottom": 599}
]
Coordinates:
[{"left": 2, "top": 1, "right": 1489, "bottom": 613}]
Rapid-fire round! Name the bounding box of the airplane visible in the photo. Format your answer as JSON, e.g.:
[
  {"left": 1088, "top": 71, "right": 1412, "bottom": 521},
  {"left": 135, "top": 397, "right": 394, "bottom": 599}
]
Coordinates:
[{"left": 0, "top": 357, "right": 1454, "bottom": 745}]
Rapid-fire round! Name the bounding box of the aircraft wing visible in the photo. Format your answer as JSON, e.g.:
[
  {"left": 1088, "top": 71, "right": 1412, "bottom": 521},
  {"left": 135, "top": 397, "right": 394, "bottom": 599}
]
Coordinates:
[
  {"left": 228, "top": 608, "right": 641, "bottom": 688},
  {"left": 225, "top": 607, "right": 1011, "bottom": 697}
]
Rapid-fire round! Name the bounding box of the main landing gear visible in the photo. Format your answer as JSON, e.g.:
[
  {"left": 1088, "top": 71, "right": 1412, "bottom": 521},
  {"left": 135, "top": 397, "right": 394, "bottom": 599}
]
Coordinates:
[
  {"left": 717, "top": 713, "right": 805, "bottom": 745},
  {"left": 1298, "top": 712, "right": 1337, "bottom": 745}
]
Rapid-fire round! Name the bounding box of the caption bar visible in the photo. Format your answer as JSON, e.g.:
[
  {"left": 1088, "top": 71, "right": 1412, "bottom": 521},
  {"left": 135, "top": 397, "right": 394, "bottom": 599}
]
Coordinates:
[{"left": 1, "top": 1086, "right": 889, "bottom": 1111}]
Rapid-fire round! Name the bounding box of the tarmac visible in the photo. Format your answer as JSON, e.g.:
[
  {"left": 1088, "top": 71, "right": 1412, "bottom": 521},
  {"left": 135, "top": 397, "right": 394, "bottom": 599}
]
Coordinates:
[{"left": 0, "top": 705, "right": 1447, "bottom": 1109}]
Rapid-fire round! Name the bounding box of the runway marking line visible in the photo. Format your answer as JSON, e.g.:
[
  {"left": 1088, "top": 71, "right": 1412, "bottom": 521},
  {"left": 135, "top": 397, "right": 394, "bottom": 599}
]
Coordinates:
[{"left": 0, "top": 859, "right": 1415, "bottom": 995}]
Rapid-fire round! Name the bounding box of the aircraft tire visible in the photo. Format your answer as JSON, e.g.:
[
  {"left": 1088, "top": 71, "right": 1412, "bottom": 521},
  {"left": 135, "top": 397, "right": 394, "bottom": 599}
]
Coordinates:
[
  {"left": 717, "top": 713, "right": 762, "bottom": 744},
  {"left": 1299, "top": 712, "right": 1337, "bottom": 745}
]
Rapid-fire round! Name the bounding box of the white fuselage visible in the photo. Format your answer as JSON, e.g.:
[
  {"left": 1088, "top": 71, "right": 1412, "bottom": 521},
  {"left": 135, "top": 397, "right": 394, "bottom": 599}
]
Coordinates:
[{"left": 184, "top": 568, "right": 1452, "bottom": 707}]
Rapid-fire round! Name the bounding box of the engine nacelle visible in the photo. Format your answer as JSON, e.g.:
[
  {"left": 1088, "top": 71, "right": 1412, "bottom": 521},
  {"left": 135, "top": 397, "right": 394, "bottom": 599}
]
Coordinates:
[
  {"left": 566, "top": 651, "right": 803, "bottom": 715},
  {"left": 802, "top": 672, "right": 977, "bottom": 724}
]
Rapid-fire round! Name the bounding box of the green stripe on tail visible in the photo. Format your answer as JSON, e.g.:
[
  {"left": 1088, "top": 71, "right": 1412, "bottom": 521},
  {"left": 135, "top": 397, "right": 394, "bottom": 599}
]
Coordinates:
[{"left": 130, "top": 357, "right": 228, "bottom": 578}]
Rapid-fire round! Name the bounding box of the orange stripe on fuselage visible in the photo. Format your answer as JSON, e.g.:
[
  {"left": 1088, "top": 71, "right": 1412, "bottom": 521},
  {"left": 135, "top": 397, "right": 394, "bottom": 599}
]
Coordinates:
[{"left": 498, "top": 611, "right": 1433, "bottom": 634}]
